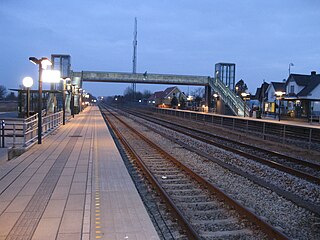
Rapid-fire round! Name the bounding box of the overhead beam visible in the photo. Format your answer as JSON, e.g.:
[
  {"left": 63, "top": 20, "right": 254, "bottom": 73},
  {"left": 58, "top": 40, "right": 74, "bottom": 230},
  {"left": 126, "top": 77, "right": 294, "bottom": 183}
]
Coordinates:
[{"left": 72, "top": 71, "right": 211, "bottom": 86}]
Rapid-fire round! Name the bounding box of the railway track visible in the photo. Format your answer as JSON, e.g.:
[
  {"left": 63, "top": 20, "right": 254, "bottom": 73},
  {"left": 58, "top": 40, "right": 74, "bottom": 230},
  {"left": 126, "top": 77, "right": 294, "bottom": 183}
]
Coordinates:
[
  {"left": 100, "top": 105, "right": 289, "bottom": 240},
  {"left": 106, "top": 105, "right": 320, "bottom": 217},
  {"left": 119, "top": 106, "right": 320, "bottom": 185}
]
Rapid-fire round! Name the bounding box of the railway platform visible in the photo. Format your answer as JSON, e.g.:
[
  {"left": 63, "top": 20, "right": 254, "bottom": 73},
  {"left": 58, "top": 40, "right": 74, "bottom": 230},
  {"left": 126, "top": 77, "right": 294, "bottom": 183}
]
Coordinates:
[{"left": 0, "top": 106, "right": 159, "bottom": 240}]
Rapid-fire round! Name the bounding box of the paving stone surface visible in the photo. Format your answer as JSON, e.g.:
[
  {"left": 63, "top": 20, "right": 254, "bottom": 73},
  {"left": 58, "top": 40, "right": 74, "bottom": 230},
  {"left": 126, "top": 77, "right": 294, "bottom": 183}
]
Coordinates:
[{"left": 0, "top": 106, "right": 160, "bottom": 240}]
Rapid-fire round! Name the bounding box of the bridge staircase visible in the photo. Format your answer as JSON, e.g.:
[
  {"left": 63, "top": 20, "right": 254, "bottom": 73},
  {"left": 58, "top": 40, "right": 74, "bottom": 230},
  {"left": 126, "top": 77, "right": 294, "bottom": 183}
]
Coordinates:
[{"left": 208, "top": 78, "right": 250, "bottom": 116}]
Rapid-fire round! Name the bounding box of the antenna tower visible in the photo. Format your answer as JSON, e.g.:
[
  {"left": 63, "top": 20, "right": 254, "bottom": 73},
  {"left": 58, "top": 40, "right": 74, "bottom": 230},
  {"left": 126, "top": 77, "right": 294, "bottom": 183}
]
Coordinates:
[{"left": 132, "top": 17, "right": 137, "bottom": 101}]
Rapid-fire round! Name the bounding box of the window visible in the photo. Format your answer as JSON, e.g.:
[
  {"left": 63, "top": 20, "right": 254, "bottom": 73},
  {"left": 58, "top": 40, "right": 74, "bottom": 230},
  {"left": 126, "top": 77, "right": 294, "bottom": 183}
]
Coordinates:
[{"left": 290, "top": 85, "right": 295, "bottom": 94}]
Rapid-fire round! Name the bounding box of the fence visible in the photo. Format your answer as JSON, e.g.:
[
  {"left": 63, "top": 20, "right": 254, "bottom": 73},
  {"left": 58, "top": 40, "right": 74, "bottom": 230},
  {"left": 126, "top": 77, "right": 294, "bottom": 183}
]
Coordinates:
[
  {"left": 0, "top": 111, "right": 63, "bottom": 148},
  {"left": 152, "top": 107, "right": 320, "bottom": 150}
]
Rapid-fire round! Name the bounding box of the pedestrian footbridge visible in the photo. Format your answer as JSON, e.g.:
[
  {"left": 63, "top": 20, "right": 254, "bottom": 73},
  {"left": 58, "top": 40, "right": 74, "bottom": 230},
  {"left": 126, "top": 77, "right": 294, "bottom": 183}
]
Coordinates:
[{"left": 72, "top": 71, "right": 249, "bottom": 116}]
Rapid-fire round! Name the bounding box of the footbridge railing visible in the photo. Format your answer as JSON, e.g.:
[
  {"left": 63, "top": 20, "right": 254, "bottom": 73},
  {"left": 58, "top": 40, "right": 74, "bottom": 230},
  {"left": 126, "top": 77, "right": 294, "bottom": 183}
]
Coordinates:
[{"left": 209, "top": 78, "right": 250, "bottom": 116}]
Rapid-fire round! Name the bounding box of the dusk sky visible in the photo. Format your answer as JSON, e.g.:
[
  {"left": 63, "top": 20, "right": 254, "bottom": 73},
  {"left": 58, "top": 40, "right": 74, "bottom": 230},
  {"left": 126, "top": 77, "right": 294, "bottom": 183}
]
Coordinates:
[{"left": 1, "top": 0, "right": 319, "bottom": 97}]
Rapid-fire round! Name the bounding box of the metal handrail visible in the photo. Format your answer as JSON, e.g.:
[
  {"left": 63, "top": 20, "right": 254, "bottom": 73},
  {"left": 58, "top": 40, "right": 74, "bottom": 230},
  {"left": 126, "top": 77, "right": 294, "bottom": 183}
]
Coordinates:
[
  {"left": 1, "top": 111, "right": 64, "bottom": 148},
  {"left": 209, "top": 78, "right": 250, "bottom": 116}
]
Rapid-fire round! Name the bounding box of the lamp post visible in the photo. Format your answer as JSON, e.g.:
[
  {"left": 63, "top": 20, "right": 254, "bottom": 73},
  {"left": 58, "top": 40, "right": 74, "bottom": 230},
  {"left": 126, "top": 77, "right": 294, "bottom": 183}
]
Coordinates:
[
  {"left": 71, "top": 84, "right": 75, "bottom": 118},
  {"left": 61, "top": 78, "right": 70, "bottom": 125},
  {"left": 275, "top": 91, "right": 285, "bottom": 121},
  {"left": 241, "top": 92, "right": 250, "bottom": 117},
  {"left": 288, "top": 63, "right": 294, "bottom": 76},
  {"left": 22, "top": 77, "right": 34, "bottom": 117},
  {"left": 29, "top": 57, "right": 52, "bottom": 144}
]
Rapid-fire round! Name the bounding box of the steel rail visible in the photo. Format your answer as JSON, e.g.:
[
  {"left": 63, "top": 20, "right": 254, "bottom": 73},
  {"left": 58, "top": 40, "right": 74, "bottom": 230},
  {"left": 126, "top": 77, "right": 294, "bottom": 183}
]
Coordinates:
[
  {"left": 121, "top": 107, "right": 320, "bottom": 184},
  {"left": 114, "top": 105, "right": 320, "bottom": 216},
  {"left": 100, "top": 109, "right": 200, "bottom": 240}
]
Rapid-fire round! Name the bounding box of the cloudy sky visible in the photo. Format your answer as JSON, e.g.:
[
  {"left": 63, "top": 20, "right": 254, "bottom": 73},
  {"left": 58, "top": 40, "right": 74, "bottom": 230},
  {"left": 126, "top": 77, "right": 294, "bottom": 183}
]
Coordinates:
[{"left": 1, "top": 0, "right": 319, "bottom": 97}]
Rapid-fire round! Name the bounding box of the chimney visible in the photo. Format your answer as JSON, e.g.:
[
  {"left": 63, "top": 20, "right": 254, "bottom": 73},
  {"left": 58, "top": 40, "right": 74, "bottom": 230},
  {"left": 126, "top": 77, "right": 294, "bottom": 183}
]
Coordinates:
[{"left": 311, "top": 71, "right": 316, "bottom": 76}]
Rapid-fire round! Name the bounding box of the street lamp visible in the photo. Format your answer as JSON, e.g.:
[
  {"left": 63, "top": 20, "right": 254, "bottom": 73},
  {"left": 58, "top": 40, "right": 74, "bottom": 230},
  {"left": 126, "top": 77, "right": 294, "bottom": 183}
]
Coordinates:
[
  {"left": 288, "top": 63, "right": 294, "bottom": 76},
  {"left": 29, "top": 57, "right": 52, "bottom": 144},
  {"left": 22, "top": 77, "right": 34, "bottom": 117},
  {"left": 275, "top": 91, "right": 286, "bottom": 121},
  {"left": 241, "top": 92, "right": 250, "bottom": 117}
]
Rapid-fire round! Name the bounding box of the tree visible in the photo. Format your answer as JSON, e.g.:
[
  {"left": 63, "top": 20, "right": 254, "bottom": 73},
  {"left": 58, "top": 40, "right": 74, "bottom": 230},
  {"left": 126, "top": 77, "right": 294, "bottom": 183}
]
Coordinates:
[
  {"left": 235, "top": 79, "right": 248, "bottom": 96},
  {"left": 142, "top": 90, "right": 152, "bottom": 99},
  {"left": 180, "top": 97, "right": 186, "bottom": 109},
  {"left": 171, "top": 95, "right": 178, "bottom": 108},
  {"left": 5, "top": 92, "right": 18, "bottom": 101},
  {"left": 0, "top": 85, "right": 6, "bottom": 100},
  {"left": 123, "top": 86, "right": 133, "bottom": 101}
]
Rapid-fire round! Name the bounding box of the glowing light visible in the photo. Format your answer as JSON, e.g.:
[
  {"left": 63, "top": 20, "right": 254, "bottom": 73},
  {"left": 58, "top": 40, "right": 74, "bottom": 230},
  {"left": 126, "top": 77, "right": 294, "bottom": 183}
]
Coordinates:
[
  {"left": 22, "top": 77, "right": 34, "bottom": 88},
  {"left": 42, "top": 70, "right": 61, "bottom": 83}
]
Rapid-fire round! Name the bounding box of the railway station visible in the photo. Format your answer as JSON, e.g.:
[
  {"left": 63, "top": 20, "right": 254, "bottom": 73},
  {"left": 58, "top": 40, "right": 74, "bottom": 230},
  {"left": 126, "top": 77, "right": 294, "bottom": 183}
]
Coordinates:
[
  {"left": 0, "top": 53, "right": 320, "bottom": 239},
  {"left": 1, "top": 102, "right": 320, "bottom": 239},
  {"left": 2, "top": 1, "right": 320, "bottom": 238}
]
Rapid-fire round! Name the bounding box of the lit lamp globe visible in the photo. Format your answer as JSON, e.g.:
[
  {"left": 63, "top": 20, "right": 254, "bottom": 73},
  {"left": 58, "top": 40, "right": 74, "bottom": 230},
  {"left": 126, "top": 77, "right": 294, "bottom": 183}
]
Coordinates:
[{"left": 22, "top": 77, "right": 34, "bottom": 88}]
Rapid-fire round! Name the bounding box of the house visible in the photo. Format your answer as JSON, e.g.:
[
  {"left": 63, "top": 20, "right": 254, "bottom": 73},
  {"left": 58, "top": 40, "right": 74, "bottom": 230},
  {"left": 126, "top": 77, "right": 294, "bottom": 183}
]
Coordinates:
[
  {"left": 264, "top": 82, "right": 286, "bottom": 115},
  {"left": 285, "top": 71, "right": 320, "bottom": 118},
  {"left": 252, "top": 82, "right": 269, "bottom": 112},
  {"left": 148, "top": 86, "right": 187, "bottom": 107}
]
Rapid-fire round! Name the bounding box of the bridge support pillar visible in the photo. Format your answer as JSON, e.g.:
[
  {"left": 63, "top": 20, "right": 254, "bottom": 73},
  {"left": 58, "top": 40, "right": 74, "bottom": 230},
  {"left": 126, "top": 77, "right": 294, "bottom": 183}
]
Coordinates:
[{"left": 205, "top": 85, "right": 212, "bottom": 108}]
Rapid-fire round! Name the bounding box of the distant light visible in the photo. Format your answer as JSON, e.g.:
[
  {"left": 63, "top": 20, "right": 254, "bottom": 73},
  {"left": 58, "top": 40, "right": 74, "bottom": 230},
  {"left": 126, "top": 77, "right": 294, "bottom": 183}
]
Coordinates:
[
  {"left": 275, "top": 91, "right": 286, "bottom": 97},
  {"left": 152, "top": 100, "right": 155, "bottom": 103},
  {"left": 93, "top": 99, "right": 97, "bottom": 102},
  {"left": 42, "top": 70, "right": 61, "bottom": 83},
  {"left": 138, "top": 99, "right": 142, "bottom": 103},
  {"left": 178, "top": 103, "right": 181, "bottom": 107},
  {"left": 241, "top": 92, "right": 249, "bottom": 97},
  {"left": 115, "top": 98, "right": 118, "bottom": 101},
  {"left": 213, "top": 93, "right": 218, "bottom": 98},
  {"left": 40, "top": 58, "right": 52, "bottom": 69},
  {"left": 22, "top": 77, "right": 34, "bottom": 88},
  {"left": 202, "top": 105, "right": 206, "bottom": 108}
]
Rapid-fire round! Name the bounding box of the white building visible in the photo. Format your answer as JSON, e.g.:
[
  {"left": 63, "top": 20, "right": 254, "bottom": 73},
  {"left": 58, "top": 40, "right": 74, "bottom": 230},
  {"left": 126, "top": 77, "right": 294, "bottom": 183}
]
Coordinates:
[{"left": 285, "top": 71, "right": 320, "bottom": 118}]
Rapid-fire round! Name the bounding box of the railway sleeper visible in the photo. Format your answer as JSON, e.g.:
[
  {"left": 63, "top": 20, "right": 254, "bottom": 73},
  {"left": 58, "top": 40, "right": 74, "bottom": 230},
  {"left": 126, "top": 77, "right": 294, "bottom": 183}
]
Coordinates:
[
  {"left": 161, "top": 183, "right": 194, "bottom": 190},
  {"left": 199, "top": 228, "right": 253, "bottom": 239},
  {"left": 171, "top": 195, "right": 214, "bottom": 202},
  {"left": 165, "top": 188, "right": 204, "bottom": 196},
  {"left": 194, "top": 220, "right": 248, "bottom": 233},
  {"left": 159, "top": 179, "right": 190, "bottom": 185},
  {"left": 179, "top": 202, "right": 223, "bottom": 212},
  {"left": 192, "top": 209, "right": 232, "bottom": 220}
]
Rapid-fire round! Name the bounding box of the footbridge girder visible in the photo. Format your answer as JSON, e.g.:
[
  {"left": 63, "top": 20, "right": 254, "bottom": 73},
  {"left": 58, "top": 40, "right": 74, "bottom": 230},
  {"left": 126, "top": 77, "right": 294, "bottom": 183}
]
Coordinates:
[
  {"left": 71, "top": 71, "right": 249, "bottom": 116},
  {"left": 72, "top": 71, "right": 211, "bottom": 86}
]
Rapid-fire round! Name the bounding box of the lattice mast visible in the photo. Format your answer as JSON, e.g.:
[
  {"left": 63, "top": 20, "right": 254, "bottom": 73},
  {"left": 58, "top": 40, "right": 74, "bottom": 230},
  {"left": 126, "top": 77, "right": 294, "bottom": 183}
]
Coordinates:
[{"left": 132, "top": 17, "right": 137, "bottom": 101}]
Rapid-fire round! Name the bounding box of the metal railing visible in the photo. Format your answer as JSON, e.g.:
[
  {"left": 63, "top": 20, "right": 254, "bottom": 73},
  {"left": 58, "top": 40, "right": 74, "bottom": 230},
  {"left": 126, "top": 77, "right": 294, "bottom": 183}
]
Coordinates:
[
  {"left": 1, "top": 111, "right": 63, "bottom": 149},
  {"left": 152, "top": 107, "right": 320, "bottom": 150},
  {"left": 209, "top": 78, "right": 250, "bottom": 116}
]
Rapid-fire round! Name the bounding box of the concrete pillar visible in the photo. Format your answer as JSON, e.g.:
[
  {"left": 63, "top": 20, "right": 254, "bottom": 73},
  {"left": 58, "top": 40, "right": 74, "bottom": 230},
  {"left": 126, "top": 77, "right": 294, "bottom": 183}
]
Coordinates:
[{"left": 205, "top": 85, "right": 212, "bottom": 108}]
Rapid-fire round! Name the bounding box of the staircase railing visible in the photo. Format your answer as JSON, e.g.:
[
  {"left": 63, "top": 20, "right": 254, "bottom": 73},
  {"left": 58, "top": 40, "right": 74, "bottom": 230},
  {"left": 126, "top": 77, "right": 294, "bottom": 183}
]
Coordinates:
[{"left": 208, "top": 77, "right": 250, "bottom": 116}]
